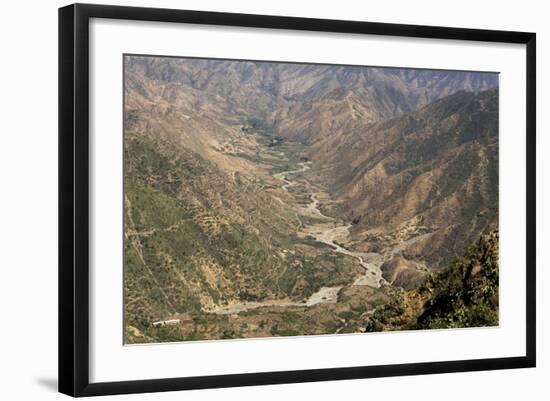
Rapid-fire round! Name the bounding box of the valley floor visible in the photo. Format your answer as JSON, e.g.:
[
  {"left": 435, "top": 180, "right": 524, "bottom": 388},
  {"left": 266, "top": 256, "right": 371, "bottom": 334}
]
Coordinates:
[{"left": 126, "top": 132, "right": 476, "bottom": 343}]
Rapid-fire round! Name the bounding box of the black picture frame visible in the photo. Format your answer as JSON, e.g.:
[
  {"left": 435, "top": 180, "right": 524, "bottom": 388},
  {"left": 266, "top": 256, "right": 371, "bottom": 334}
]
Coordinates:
[{"left": 58, "top": 3, "right": 536, "bottom": 397}]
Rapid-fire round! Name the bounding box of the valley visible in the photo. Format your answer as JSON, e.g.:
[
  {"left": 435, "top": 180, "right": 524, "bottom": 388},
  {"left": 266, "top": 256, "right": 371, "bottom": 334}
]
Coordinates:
[
  {"left": 202, "top": 136, "right": 391, "bottom": 315},
  {"left": 123, "top": 55, "right": 499, "bottom": 343}
]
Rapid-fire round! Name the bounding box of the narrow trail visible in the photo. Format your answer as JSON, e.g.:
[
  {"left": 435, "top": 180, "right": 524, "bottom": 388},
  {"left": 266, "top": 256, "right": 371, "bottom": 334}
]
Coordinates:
[
  {"left": 125, "top": 195, "right": 176, "bottom": 313},
  {"left": 126, "top": 218, "right": 192, "bottom": 238}
]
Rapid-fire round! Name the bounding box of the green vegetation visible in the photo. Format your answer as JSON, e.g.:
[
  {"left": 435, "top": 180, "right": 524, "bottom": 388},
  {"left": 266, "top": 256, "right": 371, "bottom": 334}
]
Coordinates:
[
  {"left": 416, "top": 230, "right": 499, "bottom": 329},
  {"left": 124, "top": 132, "right": 362, "bottom": 341},
  {"left": 365, "top": 230, "right": 499, "bottom": 332}
]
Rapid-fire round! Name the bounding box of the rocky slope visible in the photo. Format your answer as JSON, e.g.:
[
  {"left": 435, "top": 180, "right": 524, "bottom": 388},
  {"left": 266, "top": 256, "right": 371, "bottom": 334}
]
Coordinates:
[{"left": 326, "top": 89, "right": 499, "bottom": 270}]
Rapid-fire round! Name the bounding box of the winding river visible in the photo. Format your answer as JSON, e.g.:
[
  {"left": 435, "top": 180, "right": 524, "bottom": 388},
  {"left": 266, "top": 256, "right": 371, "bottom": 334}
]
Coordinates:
[
  {"left": 277, "top": 162, "right": 386, "bottom": 288},
  {"left": 204, "top": 162, "right": 387, "bottom": 315}
]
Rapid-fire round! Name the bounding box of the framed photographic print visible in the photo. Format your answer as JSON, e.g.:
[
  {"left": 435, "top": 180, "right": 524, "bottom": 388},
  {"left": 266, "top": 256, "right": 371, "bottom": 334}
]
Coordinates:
[{"left": 58, "top": 3, "right": 536, "bottom": 397}]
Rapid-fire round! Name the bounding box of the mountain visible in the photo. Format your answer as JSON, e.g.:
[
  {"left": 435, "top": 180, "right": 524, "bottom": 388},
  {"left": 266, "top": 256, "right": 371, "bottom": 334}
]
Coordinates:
[
  {"left": 126, "top": 56, "right": 497, "bottom": 123},
  {"left": 324, "top": 89, "right": 499, "bottom": 269},
  {"left": 123, "top": 55, "right": 499, "bottom": 343}
]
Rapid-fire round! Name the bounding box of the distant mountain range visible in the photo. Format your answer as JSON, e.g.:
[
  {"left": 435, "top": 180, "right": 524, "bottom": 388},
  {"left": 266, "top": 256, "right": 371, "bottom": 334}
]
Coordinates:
[{"left": 127, "top": 56, "right": 497, "bottom": 123}]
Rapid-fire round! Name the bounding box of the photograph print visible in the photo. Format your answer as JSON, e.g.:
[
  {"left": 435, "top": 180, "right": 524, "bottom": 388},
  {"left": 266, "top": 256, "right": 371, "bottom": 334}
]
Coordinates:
[{"left": 123, "top": 55, "right": 499, "bottom": 344}]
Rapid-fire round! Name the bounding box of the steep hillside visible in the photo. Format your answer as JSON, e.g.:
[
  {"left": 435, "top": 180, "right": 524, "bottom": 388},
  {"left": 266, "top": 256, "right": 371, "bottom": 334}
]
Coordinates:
[
  {"left": 321, "top": 89, "right": 498, "bottom": 270},
  {"left": 365, "top": 230, "right": 499, "bottom": 332}
]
